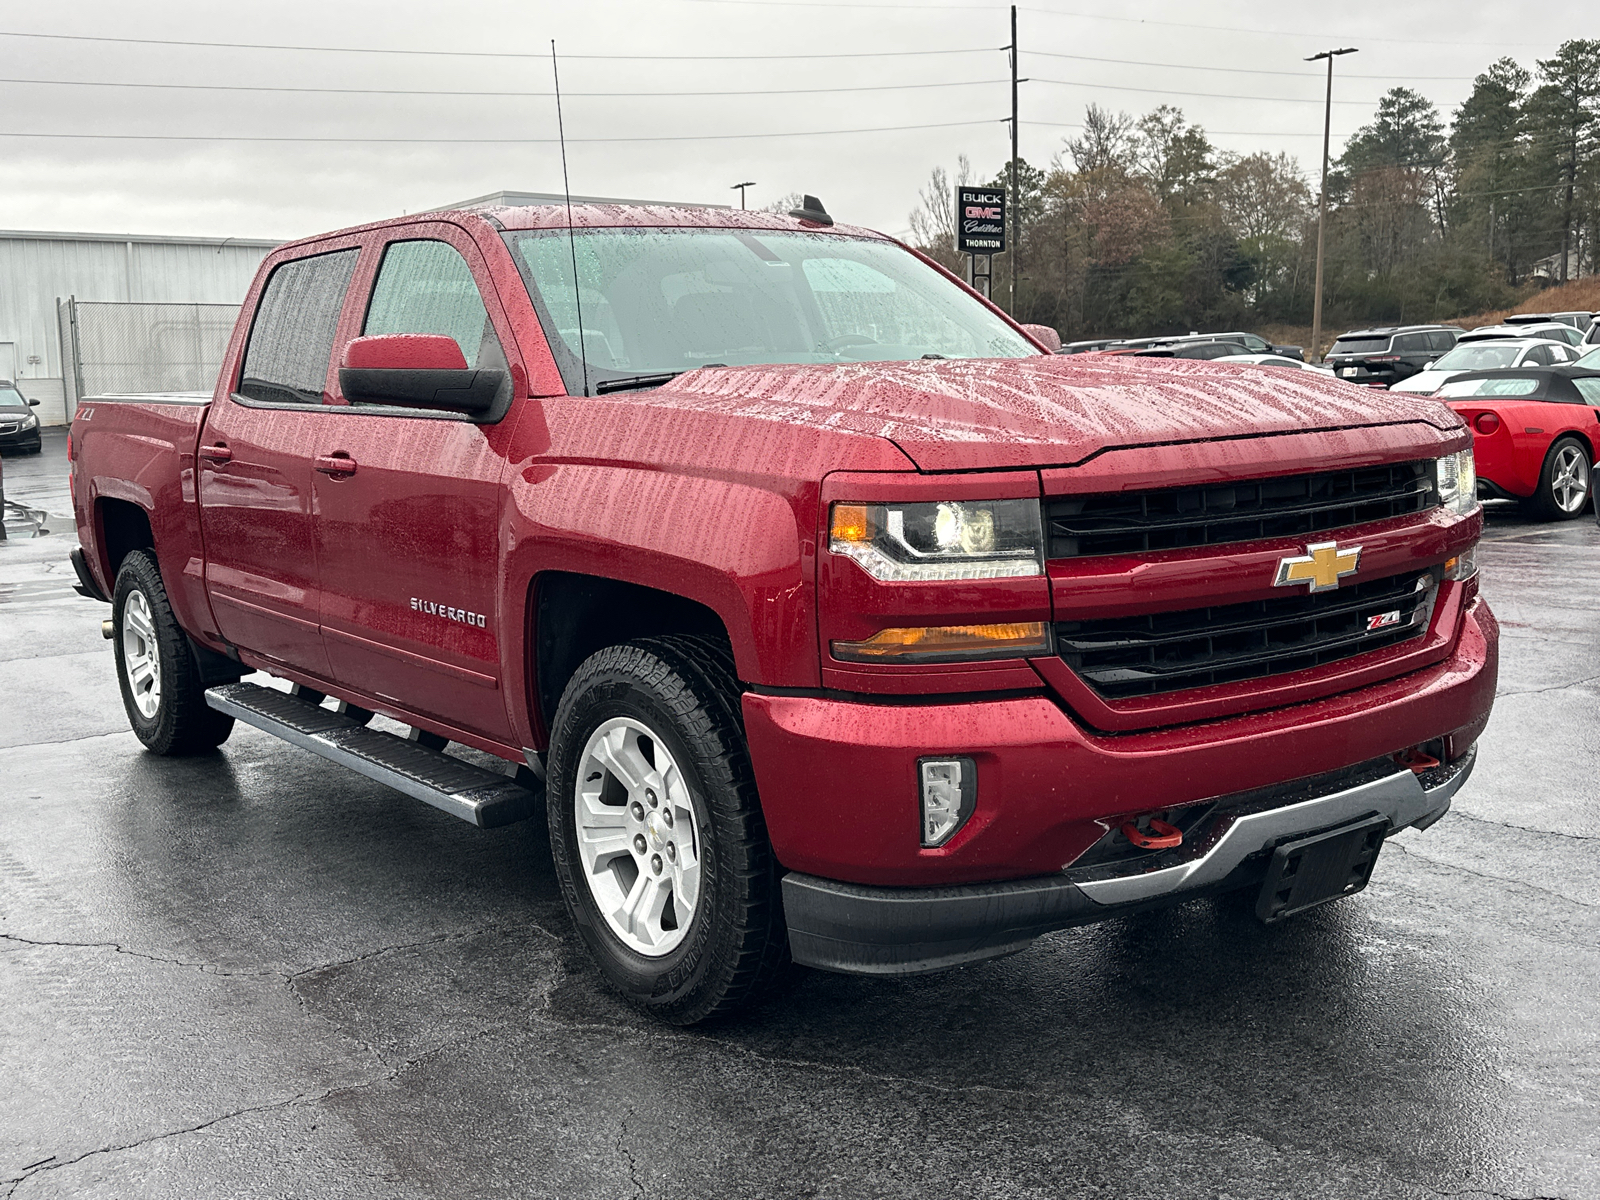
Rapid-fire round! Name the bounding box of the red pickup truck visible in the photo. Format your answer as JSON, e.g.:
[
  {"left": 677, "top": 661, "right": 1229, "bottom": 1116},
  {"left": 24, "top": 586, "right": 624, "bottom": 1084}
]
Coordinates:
[{"left": 68, "top": 199, "right": 1496, "bottom": 1024}]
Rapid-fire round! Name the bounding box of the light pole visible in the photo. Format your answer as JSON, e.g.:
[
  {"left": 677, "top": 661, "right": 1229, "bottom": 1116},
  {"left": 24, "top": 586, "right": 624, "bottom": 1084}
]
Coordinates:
[
  {"left": 731, "top": 181, "right": 756, "bottom": 210},
  {"left": 1306, "top": 47, "right": 1356, "bottom": 363}
]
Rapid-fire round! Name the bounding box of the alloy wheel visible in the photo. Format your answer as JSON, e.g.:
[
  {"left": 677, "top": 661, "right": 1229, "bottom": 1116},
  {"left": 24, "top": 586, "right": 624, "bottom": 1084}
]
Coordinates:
[
  {"left": 121, "top": 588, "right": 162, "bottom": 719},
  {"left": 574, "top": 716, "right": 703, "bottom": 957},
  {"left": 1551, "top": 445, "right": 1590, "bottom": 514}
]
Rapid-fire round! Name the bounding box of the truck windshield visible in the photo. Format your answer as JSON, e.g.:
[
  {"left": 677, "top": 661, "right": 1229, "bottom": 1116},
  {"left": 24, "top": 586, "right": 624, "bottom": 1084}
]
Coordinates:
[{"left": 505, "top": 228, "right": 1039, "bottom": 395}]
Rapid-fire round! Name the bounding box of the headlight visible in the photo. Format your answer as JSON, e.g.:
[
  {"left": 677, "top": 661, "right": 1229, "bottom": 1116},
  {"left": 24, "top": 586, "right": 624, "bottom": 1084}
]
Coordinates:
[
  {"left": 829, "top": 499, "right": 1044, "bottom": 581},
  {"left": 1434, "top": 449, "right": 1477, "bottom": 516}
]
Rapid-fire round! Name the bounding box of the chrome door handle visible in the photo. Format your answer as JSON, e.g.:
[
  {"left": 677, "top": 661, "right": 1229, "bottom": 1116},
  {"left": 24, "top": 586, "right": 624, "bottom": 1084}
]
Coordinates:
[
  {"left": 314, "top": 453, "right": 357, "bottom": 476},
  {"left": 200, "top": 443, "right": 231, "bottom": 463}
]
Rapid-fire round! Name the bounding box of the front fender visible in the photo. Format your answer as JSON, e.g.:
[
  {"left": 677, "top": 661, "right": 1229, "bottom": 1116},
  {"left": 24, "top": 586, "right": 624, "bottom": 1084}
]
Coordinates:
[{"left": 499, "top": 460, "right": 822, "bottom": 742}]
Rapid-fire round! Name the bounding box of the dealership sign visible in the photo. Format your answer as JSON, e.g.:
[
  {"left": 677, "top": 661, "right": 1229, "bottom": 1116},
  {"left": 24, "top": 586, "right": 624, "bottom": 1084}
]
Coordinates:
[{"left": 957, "top": 187, "right": 1006, "bottom": 253}]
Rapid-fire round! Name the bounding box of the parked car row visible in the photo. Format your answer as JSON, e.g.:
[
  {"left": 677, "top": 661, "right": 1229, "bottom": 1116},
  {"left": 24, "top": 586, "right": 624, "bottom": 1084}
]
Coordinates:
[{"left": 1058, "top": 330, "right": 1305, "bottom": 360}]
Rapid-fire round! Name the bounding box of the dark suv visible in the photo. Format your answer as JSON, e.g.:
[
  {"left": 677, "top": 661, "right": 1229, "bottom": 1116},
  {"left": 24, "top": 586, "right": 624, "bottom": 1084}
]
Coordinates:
[{"left": 1326, "top": 326, "right": 1463, "bottom": 387}]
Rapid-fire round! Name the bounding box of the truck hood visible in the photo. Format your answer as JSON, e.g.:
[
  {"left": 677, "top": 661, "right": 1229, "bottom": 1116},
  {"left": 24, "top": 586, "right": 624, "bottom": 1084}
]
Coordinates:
[{"left": 650, "top": 355, "right": 1459, "bottom": 471}]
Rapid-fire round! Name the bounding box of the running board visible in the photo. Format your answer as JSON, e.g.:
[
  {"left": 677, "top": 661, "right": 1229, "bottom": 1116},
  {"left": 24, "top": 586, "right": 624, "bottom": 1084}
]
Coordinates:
[{"left": 205, "top": 681, "right": 538, "bottom": 829}]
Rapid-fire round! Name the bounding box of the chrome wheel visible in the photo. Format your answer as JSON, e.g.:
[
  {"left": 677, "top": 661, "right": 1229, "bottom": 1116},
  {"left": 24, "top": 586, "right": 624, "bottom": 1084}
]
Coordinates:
[
  {"left": 1551, "top": 444, "right": 1590, "bottom": 514},
  {"left": 574, "top": 716, "right": 702, "bottom": 957},
  {"left": 121, "top": 588, "right": 162, "bottom": 719}
]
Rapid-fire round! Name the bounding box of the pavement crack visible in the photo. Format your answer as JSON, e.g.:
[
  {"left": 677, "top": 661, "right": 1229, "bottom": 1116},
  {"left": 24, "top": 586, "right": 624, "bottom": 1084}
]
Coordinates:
[
  {"left": 1496, "top": 672, "right": 1600, "bottom": 698},
  {"left": 4, "top": 1028, "right": 499, "bottom": 1193},
  {"left": 1447, "top": 810, "right": 1600, "bottom": 842},
  {"left": 618, "top": 1105, "right": 645, "bottom": 1199},
  {"left": 0, "top": 932, "right": 271, "bottom": 977},
  {"left": 1390, "top": 841, "right": 1597, "bottom": 909}
]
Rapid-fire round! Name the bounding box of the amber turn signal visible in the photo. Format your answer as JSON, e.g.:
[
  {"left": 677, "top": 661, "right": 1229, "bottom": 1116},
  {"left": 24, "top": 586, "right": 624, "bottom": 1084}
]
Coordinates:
[
  {"left": 831, "top": 622, "right": 1051, "bottom": 664},
  {"left": 830, "top": 503, "right": 872, "bottom": 545}
]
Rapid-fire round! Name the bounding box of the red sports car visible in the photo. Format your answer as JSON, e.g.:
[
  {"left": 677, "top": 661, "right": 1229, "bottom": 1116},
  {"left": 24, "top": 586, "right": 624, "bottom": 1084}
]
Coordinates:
[{"left": 1431, "top": 366, "right": 1600, "bottom": 519}]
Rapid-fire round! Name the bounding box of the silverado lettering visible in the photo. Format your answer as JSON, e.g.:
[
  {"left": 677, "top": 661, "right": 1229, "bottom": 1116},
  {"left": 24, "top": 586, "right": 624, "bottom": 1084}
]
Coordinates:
[{"left": 68, "top": 199, "right": 1496, "bottom": 1026}]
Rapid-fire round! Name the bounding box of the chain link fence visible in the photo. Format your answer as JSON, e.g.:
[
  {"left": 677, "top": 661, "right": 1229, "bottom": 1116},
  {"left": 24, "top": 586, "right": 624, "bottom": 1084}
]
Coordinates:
[{"left": 58, "top": 298, "right": 240, "bottom": 407}]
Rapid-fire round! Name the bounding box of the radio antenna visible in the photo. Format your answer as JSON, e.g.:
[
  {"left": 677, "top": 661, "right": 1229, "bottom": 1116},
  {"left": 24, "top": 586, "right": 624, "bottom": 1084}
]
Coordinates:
[{"left": 551, "top": 40, "right": 589, "bottom": 397}]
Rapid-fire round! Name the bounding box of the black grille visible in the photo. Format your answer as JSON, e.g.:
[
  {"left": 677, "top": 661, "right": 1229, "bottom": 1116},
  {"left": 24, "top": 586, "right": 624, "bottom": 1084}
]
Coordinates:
[
  {"left": 1045, "top": 462, "right": 1435, "bottom": 559},
  {"left": 1057, "top": 569, "right": 1439, "bottom": 699}
]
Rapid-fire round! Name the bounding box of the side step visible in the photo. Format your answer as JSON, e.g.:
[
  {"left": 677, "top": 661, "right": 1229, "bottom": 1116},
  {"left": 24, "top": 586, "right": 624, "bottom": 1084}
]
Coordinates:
[{"left": 205, "top": 681, "right": 539, "bottom": 829}]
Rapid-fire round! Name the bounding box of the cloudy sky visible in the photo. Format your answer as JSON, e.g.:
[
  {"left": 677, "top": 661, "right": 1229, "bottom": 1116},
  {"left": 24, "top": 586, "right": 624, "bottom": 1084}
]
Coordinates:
[{"left": 0, "top": 0, "right": 1587, "bottom": 242}]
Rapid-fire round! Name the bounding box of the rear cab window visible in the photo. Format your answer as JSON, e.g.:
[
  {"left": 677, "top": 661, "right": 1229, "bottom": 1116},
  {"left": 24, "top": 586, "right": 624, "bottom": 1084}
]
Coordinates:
[
  {"left": 1438, "top": 376, "right": 1543, "bottom": 399},
  {"left": 238, "top": 249, "right": 360, "bottom": 405}
]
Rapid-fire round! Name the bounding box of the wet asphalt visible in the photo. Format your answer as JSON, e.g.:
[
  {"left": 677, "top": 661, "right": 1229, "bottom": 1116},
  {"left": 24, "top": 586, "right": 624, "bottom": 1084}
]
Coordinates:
[{"left": 1, "top": 428, "right": 1597, "bottom": 1199}]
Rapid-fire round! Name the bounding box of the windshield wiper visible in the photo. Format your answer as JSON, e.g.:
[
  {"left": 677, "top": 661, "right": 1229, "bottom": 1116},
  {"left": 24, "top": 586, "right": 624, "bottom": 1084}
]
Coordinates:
[{"left": 594, "top": 372, "right": 683, "bottom": 395}]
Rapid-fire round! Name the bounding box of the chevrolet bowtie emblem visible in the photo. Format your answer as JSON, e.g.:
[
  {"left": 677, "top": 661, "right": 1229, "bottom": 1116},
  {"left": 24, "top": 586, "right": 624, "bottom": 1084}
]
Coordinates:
[{"left": 1274, "top": 541, "right": 1362, "bottom": 593}]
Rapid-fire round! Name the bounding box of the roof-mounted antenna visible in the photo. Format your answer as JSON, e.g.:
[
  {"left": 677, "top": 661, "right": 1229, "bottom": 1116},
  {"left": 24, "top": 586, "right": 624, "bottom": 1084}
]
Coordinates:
[
  {"left": 551, "top": 40, "right": 589, "bottom": 398},
  {"left": 788, "top": 195, "right": 834, "bottom": 227}
]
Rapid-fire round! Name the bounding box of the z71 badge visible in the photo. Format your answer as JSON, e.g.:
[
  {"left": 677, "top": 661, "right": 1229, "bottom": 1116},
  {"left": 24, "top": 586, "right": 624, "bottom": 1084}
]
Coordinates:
[{"left": 411, "top": 597, "right": 488, "bottom": 628}]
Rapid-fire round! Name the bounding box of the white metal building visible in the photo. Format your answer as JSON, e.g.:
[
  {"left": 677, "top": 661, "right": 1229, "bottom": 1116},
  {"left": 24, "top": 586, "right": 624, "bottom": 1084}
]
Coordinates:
[{"left": 0, "top": 229, "right": 279, "bottom": 424}]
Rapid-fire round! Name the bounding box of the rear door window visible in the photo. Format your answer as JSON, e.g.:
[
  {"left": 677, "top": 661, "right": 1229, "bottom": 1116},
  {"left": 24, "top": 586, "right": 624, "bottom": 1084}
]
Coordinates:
[
  {"left": 239, "top": 249, "right": 360, "bottom": 405},
  {"left": 1427, "top": 331, "right": 1456, "bottom": 353},
  {"left": 364, "top": 240, "right": 502, "bottom": 369},
  {"left": 1392, "top": 333, "right": 1427, "bottom": 354}
]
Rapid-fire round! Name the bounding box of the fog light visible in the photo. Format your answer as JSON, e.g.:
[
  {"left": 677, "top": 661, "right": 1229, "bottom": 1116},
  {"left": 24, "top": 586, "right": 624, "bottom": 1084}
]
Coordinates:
[
  {"left": 1443, "top": 545, "right": 1477, "bottom": 582},
  {"left": 919, "top": 757, "right": 976, "bottom": 847}
]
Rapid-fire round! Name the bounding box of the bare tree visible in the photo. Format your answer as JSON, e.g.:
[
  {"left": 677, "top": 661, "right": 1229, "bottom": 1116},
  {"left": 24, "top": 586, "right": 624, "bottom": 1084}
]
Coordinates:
[
  {"left": 1067, "top": 105, "right": 1136, "bottom": 174},
  {"left": 760, "top": 191, "right": 806, "bottom": 215},
  {"left": 907, "top": 155, "right": 972, "bottom": 268},
  {"left": 1214, "top": 152, "right": 1311, "bottom": 240}
]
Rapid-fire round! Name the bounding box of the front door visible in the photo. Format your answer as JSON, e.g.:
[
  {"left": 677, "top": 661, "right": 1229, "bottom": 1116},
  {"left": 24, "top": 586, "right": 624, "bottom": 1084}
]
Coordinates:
[
  {"left": 199, "top": 247, "right": 360, "bottom": 677},
  {"left": 312, "top": 231, "right": 521, "bottom": 743}
]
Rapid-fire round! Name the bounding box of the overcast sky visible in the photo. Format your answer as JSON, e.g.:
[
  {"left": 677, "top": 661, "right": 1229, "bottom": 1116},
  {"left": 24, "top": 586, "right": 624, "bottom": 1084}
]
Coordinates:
[{"left": 0, "top": 0, "right": 1590, "bottom": 243}]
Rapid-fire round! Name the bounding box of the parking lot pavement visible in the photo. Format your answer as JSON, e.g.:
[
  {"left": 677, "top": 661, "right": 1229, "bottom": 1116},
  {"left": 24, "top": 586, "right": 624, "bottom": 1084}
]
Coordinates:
[{"left": 1, "top": 429, "right": 1597, "bottom": 1200}]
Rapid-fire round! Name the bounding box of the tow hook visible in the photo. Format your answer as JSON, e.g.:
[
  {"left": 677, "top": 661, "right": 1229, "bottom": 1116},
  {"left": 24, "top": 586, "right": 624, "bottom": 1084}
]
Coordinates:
[
  {"left": 101, "top": 619, "right": 114, "bottom": 640},
  {"left": 1121, "top": 817, "right": 1183, "bottom": 850},
  {"left": 1394, "top": 746, "right": 1441, "bottom": 774}
]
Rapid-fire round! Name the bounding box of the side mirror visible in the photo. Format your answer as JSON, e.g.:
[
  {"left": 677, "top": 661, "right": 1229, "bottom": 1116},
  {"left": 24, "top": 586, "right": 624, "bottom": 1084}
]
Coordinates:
[
  {"left": 338, "top": 334, "right": 503, "bottom": 414},
  {"left": 1423, "top": 360, "right": 1437, "bottom": 369},
  {"left": 1021, "top": 323, "right": 1062, "bottom": 353},
  {"left": 28, "top": 398, "right": 39, "bottom": 406}
]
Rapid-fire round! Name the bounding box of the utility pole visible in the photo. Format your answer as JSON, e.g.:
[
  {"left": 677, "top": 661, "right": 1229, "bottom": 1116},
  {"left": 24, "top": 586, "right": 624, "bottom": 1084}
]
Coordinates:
[
  {"left": 1009, "top": 4, "right": 1019, "bottom": 316},
  {"left": 1306, "top": 46, "right": 1356, "bottom": 364},
  {"left": 731, "top": 181, "right": 756, "bottom": 210}
]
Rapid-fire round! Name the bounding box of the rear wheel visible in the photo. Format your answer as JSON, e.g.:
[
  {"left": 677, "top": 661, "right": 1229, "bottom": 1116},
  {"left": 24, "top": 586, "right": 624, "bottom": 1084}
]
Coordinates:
[
  {"left": 112, "top": 550, "right": 235, "bottom": 755},
  {"left": 545, "top": 636, "right": 789, "bottom": 1025},
  {"left": 1527, "top": 436, "right": 1591, "bottom": 520}
]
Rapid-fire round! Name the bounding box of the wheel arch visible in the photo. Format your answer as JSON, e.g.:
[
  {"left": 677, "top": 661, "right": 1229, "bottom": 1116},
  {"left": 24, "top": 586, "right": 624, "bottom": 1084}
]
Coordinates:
[
  {"left": 95, "top": 496, "right": 155, "bottom": 582},
  {"left": 528, "top": 571, "right": 736, "bottom": 744}
]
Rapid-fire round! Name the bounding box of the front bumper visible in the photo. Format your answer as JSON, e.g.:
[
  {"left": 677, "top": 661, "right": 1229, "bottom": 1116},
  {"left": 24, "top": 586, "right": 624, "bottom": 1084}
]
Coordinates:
[
  {"left": 783, "top": 748, "right": 1475, "bottom": 975},
  {"left": 744, "top": 597, "right": 1496, "bottom": 887}
]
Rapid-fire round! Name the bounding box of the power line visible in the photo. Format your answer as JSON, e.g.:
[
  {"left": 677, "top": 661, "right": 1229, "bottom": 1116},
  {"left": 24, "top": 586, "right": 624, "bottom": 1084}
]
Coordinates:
[
  {"left": 1031, "top": 76, "right": 1377, "bottom": 106},
  {"left": 1014, "top": 5, "right": 1558, "bottom": 50},
  {"left": 644, "top": 0, "right": 1563, "bottom": 50},
  {"left": 0, "top": 27, "right": 995, "bottom": 60},
  {"left": 0, "top": 74, "right": 1010, "bottom": 100},
  {"left": 0, "top": 118, "right": 1003, "bottom": 144},
  {"left": 1023, "top": 49, "right": 1476, "bottom": 82}
]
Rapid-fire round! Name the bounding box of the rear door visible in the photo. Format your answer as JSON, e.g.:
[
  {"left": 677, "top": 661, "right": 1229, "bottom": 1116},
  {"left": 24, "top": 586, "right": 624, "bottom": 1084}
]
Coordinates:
[
  {"left": 311, "top": 224, "right": 523, "bottom": 743},
  {"left": 198, "top": 246, "right": 360, "bottom": 675}
]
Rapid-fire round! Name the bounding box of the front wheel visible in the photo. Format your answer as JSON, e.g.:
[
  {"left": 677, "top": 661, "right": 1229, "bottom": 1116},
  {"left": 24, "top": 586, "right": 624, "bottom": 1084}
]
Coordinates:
[
  {"left": 1527, "top": 436, "right": 1591, "bottom": 520},
  {"left": 545, "top": 636, "right": 788, "bottom": 1025},
  {"left": 112, "top": 550, "right": 235, "bottom": 755}
]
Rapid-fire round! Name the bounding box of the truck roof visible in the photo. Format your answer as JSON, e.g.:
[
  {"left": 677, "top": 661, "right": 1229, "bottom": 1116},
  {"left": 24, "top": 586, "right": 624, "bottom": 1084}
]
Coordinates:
[{"left": 277, "top": 203, "right": 886, "bottom": 255}]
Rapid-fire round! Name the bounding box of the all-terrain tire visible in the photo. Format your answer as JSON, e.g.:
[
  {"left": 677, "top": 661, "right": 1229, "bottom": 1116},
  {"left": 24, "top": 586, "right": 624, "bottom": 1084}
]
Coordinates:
[
  {"left": 546, "top": 635, "right": 789, "bottom": 1025},
  {"left": 1526, "top": 435, "right": 1591, "bottom": 520},
  {"left": 112, "top": 550, "right": 235, "bottom": 755}
]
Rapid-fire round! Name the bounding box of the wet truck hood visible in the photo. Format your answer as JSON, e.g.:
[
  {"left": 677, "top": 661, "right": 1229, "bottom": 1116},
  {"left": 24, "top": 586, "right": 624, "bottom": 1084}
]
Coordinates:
[{"left": 650, "top": 355, "right": 1460, "bottom": 472}]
